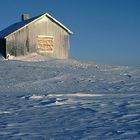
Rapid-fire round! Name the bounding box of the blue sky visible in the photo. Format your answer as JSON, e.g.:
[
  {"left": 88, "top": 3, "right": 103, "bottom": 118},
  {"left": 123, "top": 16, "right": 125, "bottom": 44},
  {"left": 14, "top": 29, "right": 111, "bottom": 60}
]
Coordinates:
[{"left": 0, "top": 0, "right": 140, "bottom": 66}]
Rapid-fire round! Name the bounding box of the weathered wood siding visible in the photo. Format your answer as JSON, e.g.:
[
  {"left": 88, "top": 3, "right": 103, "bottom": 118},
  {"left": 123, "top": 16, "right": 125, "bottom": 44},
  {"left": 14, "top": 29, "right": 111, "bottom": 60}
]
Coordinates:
[{"left": 6, "top": 16, "right": 70, "bottom": 59}]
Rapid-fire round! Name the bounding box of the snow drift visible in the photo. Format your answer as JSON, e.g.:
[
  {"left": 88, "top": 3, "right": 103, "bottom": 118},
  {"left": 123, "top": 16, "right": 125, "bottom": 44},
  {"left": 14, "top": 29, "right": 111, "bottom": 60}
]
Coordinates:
[{"left": 0, "top": 54, "right": 140, "bottom": 139}]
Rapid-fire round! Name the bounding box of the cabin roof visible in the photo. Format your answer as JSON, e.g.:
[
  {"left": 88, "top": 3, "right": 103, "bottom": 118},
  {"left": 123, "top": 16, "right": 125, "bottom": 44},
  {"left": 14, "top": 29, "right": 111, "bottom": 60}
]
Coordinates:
[{"left": 0, "top": 13, "right": 73, "bottom": 39}]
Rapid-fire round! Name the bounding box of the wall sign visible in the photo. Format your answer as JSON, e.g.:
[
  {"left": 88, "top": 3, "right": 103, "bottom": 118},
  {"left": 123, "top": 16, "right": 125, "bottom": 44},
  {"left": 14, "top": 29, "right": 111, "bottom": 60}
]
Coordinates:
[{"left": 37, "top": 36, "right": 53, "bottom": 52}]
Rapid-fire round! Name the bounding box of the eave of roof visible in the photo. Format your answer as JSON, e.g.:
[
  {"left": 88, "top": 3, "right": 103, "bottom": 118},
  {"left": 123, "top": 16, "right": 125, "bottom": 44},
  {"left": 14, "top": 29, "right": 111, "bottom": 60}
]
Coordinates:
[
  {"left": 0, "top": 12, "right": 73, "bottom": 39},
  {"left": 45, "top": 13, "right": 73, "bottom": 35}
]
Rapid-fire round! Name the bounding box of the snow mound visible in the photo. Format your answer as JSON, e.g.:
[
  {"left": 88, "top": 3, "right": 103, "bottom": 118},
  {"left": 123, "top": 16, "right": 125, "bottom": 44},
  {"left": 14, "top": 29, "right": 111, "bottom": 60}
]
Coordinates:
[
  {"left": 9, "top": 53, "right": 53, "bottom": 62},
  {"left": 48, "top": 93, "right": 103, "bottom": 97},
  {"left": 29, "top": 95, "right": 45, "bottom": 100}
]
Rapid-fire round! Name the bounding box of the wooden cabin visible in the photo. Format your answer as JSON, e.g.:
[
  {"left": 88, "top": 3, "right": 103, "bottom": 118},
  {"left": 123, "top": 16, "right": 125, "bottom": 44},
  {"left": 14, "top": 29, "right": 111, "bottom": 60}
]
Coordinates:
[{"left": 0, "top": 13, "right": 73, "bottom": 59}]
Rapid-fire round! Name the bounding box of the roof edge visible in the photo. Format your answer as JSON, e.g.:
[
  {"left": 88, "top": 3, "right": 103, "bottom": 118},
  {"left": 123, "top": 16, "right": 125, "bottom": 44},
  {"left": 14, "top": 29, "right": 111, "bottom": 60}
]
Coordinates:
[
  {"left": 5, "top": 12, "right": 73, "bottom": 38},
  {"left": 44, "top": 13, "right": 73, "bottom": 35}
]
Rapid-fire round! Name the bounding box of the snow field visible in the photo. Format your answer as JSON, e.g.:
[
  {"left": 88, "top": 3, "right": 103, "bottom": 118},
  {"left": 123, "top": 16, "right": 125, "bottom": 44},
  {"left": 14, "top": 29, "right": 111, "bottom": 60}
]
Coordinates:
[{"left": 0, "top": 56, "right": 140, "bottom": 139}]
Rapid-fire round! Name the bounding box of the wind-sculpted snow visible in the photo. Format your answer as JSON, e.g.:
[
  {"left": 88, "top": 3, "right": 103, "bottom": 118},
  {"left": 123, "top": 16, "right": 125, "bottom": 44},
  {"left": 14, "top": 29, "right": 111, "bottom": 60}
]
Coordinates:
[{"left": 0, "top": 58, "right": 140, "bottom": 139}]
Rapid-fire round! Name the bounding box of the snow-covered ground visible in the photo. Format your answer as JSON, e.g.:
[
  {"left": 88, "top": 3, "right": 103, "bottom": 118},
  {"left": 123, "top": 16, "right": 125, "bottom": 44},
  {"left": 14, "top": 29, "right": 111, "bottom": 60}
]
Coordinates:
[{"left": 0, "top": 54, "right": 140, "bottom": 139}]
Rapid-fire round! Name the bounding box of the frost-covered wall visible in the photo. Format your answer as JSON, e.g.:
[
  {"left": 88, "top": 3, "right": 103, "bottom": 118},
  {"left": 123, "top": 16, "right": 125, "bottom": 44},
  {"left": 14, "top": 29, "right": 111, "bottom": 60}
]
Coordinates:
[{"left": 5, "top": 16, "right": 70, "bottom": 59}]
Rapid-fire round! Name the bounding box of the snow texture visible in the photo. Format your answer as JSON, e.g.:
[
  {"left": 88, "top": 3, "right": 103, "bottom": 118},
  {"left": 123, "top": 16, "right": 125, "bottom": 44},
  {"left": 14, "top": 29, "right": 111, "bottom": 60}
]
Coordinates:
[{"left": 0, "top": 54, "right": 140, "bottom": 140}]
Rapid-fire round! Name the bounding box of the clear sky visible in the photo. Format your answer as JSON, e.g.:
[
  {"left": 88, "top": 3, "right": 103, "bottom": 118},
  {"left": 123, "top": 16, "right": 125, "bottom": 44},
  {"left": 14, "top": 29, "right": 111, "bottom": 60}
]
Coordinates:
[{"left": 0, "top": 0, "right": 140, "bottom": 66}]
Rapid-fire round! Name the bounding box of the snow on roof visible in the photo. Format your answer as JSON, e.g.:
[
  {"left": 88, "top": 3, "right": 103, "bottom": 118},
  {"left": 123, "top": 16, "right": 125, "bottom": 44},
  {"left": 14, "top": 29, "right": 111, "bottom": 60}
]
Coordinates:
[{"left": 0, "top": 13, "right": 73, "bottom": 39}]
